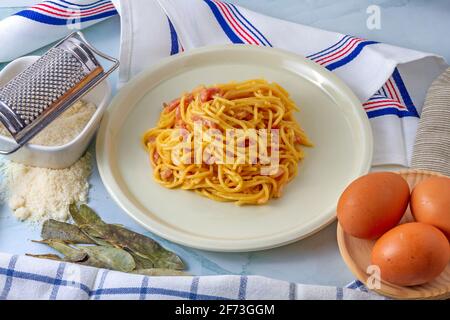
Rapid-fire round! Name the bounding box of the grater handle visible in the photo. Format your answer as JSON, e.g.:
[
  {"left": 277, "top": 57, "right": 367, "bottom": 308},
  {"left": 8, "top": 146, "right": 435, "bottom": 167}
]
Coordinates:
[{"left": 69, "top": 31, "right": 119, "bottom": 78}]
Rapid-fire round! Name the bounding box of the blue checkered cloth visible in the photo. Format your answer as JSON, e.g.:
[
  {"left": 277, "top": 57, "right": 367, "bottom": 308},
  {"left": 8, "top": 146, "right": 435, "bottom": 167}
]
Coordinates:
[{"left": 0, "top": 253, "right": 383, "bottom": 300}]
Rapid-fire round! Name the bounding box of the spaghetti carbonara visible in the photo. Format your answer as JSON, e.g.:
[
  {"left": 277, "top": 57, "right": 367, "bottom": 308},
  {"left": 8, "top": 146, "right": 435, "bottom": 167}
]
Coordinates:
[{"left": 142, "top": 79, "right": 312, "bottom": 205}]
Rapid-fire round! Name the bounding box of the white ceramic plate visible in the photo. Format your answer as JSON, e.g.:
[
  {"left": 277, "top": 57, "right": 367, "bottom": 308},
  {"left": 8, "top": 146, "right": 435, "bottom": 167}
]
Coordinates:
[{"left": 96, "top": 45, "right": 373, "bottom": 252}]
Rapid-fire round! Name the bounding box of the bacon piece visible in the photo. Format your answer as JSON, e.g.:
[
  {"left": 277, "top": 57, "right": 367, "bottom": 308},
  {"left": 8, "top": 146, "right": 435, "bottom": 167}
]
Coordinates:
[
  {"left": 175, "top": 105, "right": 182, "bottom": 121},
  {"left": 184, "top": 93, "right": 194, "bottom": 105},
  {"left": 294, "top": 135, "right": 302, "bottom": 144},
  {"left": 191, "top": 114, "right": 219, "bottom": 129},
  {"left": 200, "top": 87, "right": 220, "bottom": 102},
  {"left": 161, "top": 168, "right": 173, "bottom": 180},
  {"left": 164, "top": 98, "right": 180, "bottom": 113},
  {"left": 153, "top": 151, "right": 160, "bottom": 164},
  {"left": 175, "top": 103, "right": 190, "bottom": 129},
  {"left": 164, "top": 94, "right": 194, "bottom": 113},
  {"left": 203, "top": 119, "right": 220, "bottom": 129}
]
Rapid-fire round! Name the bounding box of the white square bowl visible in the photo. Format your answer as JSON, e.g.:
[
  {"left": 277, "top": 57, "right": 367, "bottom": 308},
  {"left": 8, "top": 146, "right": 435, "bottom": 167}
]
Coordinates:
[{"left": 0, "top": 55, "right": 112, "bottom": 168}]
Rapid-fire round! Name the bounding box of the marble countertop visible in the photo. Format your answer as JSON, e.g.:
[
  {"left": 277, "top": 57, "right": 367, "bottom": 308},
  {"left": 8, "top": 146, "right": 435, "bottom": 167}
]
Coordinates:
[{"left": 0, "top": 1, "right": 448, "bottom": 287}]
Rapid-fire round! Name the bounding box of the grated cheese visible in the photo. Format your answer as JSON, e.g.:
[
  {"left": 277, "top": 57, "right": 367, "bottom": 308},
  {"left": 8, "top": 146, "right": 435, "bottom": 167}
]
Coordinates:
[
  {"left": 2, "top": 153, "right": 92, "bottom": 222},
  {"left": 0, "top": 100, "right": 95, "bottom": 222}
]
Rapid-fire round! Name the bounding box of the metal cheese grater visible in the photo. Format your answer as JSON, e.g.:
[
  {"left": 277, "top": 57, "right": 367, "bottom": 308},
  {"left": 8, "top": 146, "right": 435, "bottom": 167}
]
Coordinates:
[{"left": 0, "top": 31, "right": 119, "bottom": 154}]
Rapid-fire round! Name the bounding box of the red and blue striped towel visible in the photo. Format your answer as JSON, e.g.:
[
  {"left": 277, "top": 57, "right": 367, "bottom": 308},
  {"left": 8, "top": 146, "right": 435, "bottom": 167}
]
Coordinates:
[
  {"left": 0, "top": 0, "right": 117, "bottom": 62},
  {"left": 0, "top": 0, "right": 447, "bottom": 166}
]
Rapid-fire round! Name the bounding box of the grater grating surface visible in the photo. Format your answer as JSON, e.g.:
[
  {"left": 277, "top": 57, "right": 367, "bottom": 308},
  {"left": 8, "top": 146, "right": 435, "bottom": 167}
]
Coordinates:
[{"left": 0, "top": 48, "right": 87, "bottom": 125}]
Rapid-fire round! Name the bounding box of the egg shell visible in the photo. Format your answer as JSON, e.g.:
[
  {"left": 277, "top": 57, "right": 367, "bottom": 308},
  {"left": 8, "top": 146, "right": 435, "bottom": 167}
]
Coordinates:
[
  {"left": 337, "top": 172, "right": 410, "bottom": 239},
  {"left": 371, "top": 222, "right": 450, "bottom": 287},
  {"left": 411, "top": 176, "right": 450, "bottom": 240}
]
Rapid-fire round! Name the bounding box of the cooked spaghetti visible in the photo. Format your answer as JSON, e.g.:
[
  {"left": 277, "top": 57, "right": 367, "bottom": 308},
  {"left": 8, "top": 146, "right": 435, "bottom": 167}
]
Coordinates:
[{"left": 142, "top": 79, "right": 312, "bottom": 205}]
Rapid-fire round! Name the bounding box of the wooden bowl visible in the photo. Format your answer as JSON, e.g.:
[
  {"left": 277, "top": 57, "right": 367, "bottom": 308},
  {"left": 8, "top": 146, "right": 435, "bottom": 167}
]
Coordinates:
[{"left": 337, "top": 169, "right": 450, "bottom": 299}]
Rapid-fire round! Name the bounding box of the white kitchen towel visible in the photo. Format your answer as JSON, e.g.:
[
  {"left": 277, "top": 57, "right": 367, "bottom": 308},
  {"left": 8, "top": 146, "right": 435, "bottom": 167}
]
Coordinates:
[
  {"left": 0, "top": 0, "right": 117, "bottom": 62},
  {"left": 114, "top": 0, "right": 448, "bottom": 167},
  {"left": 0, "top": 253, "right": 383, "bottom": 300}
]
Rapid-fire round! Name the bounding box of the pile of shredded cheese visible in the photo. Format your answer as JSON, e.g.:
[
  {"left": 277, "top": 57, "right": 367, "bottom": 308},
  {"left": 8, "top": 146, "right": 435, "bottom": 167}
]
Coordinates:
[
  {"left": 3, "top": 153, "right": 92, "bottom": 221},
  {"left": 0, "top": 100, "right": 95, "bottom": 222}
]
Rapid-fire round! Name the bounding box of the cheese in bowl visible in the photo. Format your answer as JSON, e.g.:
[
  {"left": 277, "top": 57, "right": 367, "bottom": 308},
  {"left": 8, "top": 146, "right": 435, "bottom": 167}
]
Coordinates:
[{"left": 0, "top": 100, "right": 96, "bottom": 147}]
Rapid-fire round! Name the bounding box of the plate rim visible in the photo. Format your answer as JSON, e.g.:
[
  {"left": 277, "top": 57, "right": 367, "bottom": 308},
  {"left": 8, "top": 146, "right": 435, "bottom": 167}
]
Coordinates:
[{"left": 96, "top": 44, "right": 373, "bottom": 252}]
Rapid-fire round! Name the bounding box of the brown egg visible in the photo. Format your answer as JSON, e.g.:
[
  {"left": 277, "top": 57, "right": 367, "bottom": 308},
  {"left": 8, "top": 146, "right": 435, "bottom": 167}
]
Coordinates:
[
  {"left": 371, "top": 222, "right": 449, "bottom": 286},
  {"left": 337, "top": 172, "right": 410, "bottom": 239},
  {"left": 411, "top": 176, "right": 450, "bottom": 240}
]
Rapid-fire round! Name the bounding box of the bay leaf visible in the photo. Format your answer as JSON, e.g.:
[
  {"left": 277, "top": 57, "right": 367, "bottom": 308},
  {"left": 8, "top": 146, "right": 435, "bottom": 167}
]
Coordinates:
[
  {"left": 68, "top": 204, "right": 184, "bottom": 270},
  {"left": 78, "top": 256, "right": 111, "bottom": 269},
  {"left": 69, "top": 203, "right": 104, "bottom": 227},
  {"left": 27, "top": 252, "right": 108, "bottom": 269},
  {"left": 26, "top": 253, "right": 64, "bottom": 261},
  {"left": 77, "top": 245, "right": 136, "bottom": 273},
  {"left": 33, "top": 239, "right": 87, "bottom": 262},
  {"left": 129, "top": 252, "right": 154, "bottom": 269},
  {"left": 83, "top": 223, "right": 184, "bottom": 270},
  {"left": 41, "top": 219, "right": 95, "bottom": 244},
  {"left": 88, "top": 237, "right": 115, "bottom": 247}
]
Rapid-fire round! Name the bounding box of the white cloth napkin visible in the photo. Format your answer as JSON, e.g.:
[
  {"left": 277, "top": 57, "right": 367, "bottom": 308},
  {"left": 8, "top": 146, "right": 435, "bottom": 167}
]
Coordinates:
[
  {"left": 0, "top": 253, "right": 383, "bottom": 300},
  {"left": 114, "top": 0, "right": 448, "bottom": 167},
  {"left": 0, "top": 0, "right": 117, "bottom": 62}
]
